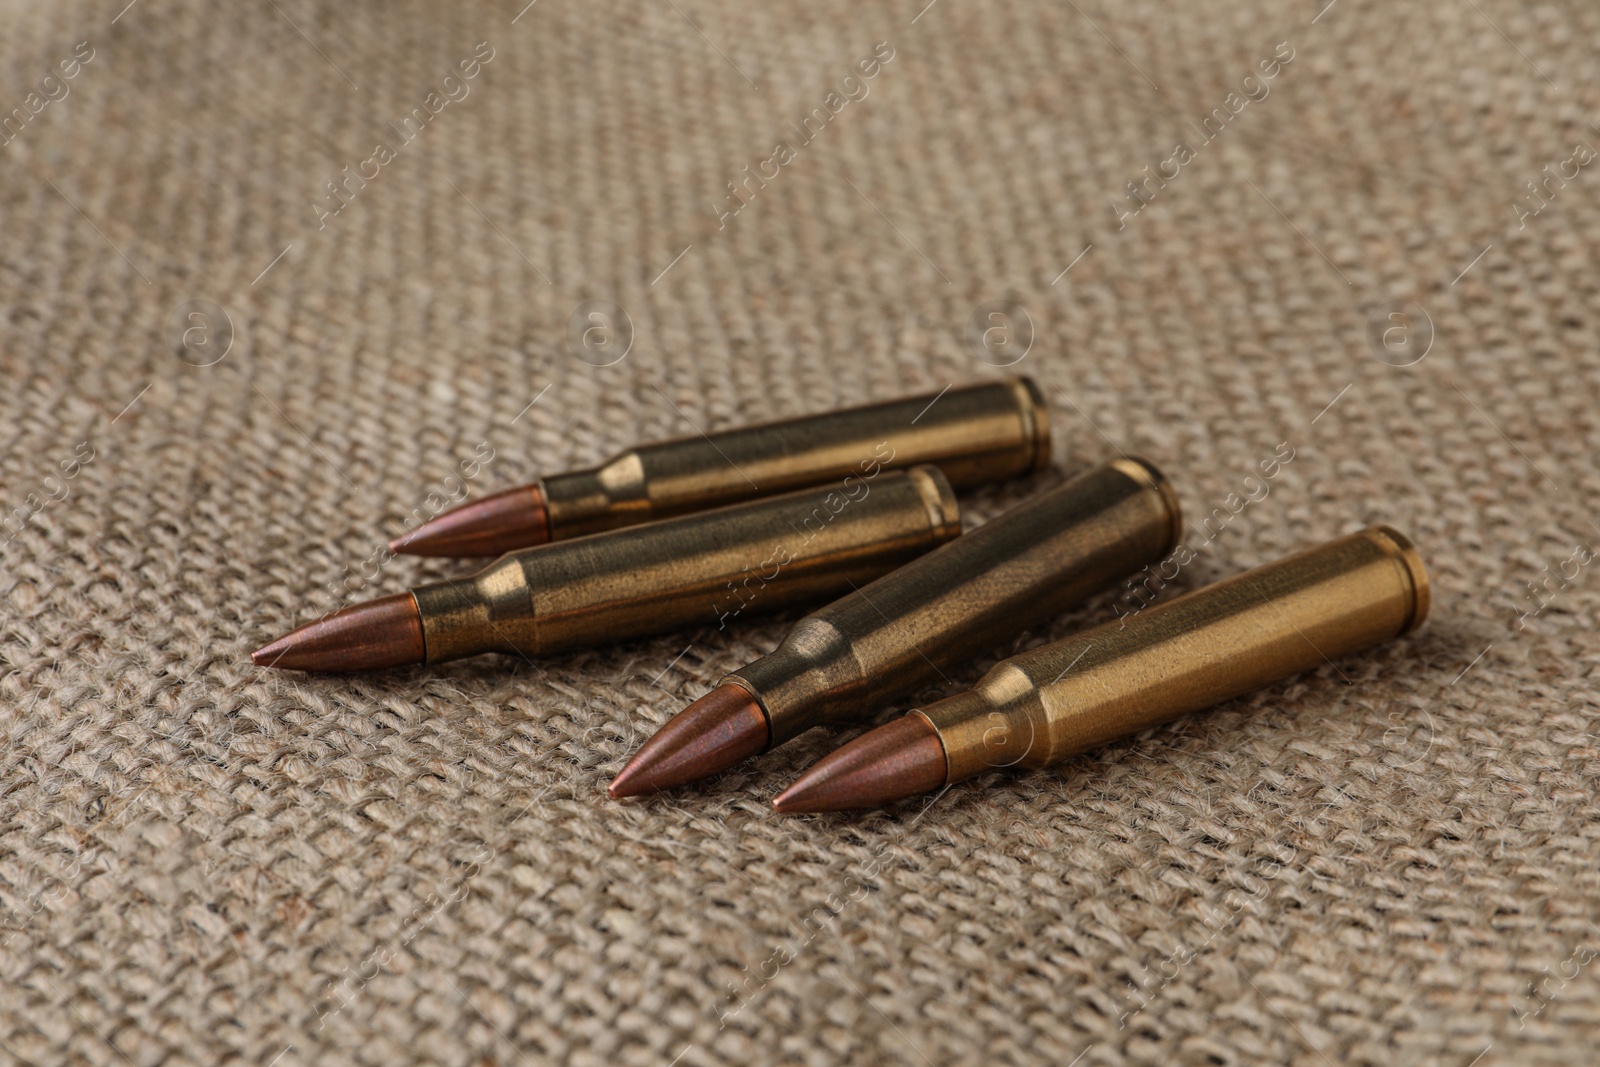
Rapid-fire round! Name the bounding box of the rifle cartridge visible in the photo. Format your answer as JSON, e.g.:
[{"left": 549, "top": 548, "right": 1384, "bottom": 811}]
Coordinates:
[
  {"left": 414, "top": 465, "right": 961, "bottom": 663},
  {"left": 924, "top": 525, "right": 1430, "bottom": 783},
  {"left": 732, "top": 457, "right": 1182, "bottom": 745},
  {"left": 394, "top": 377, "right": 1049, "bottom": 556}
]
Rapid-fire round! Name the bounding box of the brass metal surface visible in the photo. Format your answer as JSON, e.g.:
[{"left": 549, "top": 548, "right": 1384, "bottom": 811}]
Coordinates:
[
  {"left": 539, "top": 377, "right": 1049, "bottom": 540},
  {"left": 726, "top": 458, "right": 1183, "bottom": 746},
  {"left": 922, "top": 525, "right": 1430, "bottom": 783},
  {"left": 410, "top": 466, "right": 961, "bottom": 663}
]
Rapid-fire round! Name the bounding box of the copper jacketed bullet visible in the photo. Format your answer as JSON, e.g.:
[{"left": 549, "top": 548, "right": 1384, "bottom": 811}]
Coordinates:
[
  {"left": 610, "top": 459, "right": 1183, "bottom": 797},
  {"left": 774, "top": 526, "right": 1431, "bottom": 812},
  {"left": 254, "top": 467, "right": 961, "bottom": 672},
  {"left": 393, "top": 377, "right": 1050, "bottom": 556}
]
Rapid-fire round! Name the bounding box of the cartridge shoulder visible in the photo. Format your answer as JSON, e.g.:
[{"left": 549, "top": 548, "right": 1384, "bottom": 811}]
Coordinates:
[
  {"left": 774, "top": 615, "right": 857, "bottom": 667},
  {"left": 594, "top": 450, "right": 647, "bottom": 496}
]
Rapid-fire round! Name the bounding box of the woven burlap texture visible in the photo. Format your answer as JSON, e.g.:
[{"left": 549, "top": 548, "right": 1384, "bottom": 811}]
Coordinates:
[{"left": 3, "top": 0, "right": 1599, "bottom": 1064}]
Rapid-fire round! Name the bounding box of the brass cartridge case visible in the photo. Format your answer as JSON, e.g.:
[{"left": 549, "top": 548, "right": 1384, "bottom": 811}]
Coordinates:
[
  {"left": 540, "top": 377, "right": 1049, "bottom": 540},
  {"left": 410, "top": 466, "right": 960, "bottom": 663},
  {"left": 922, "top": 526, "right": 1431, "bottom": 783},
  {"left": 726, "top": 458, "right": 1183, "bottom": 745}
]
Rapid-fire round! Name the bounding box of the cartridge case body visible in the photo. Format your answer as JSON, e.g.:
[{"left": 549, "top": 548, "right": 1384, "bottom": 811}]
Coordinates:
[
  {"left": 923, "top": 526, "right": 1430, "bottom": 783},
  {"left": 540, "top": 377, "right": 1049, "bottom": 540},
  {"left": 727, "top": 458, "right": 1183, "bottom": 745},
  {"left": 411, "top": 466, "right": 960, "bottom": 662}
]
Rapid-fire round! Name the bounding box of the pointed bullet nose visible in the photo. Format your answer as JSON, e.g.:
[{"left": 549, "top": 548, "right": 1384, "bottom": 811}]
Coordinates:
[
  {"left": 773, "top": 714, "right": 948, "bottom": 813},
  {"left": 251, "top": 592, "right": 426, "bottom": 672},
  {"left": 389, "top": 484, "right": 550, "bottom": 557},
  {"left": 609, "top": 684, "right": 771, "bottom": 798},
  {"left": 250, "top": 637, "right": 289, "bottom": 667}
]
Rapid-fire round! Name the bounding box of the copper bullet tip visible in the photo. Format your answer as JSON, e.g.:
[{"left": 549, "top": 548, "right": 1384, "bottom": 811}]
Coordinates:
[
  {"left": 773, "top": 714, "right": 948, "bottom": 813},
  {"left": 389, "top": 484, "right": 550, "bottom": 557},
  {"left": 609, "top": 684, "right": 770, "bottom": 798},
  {"left": 251, "top": 592, "right": 426, "bottom": 672}
]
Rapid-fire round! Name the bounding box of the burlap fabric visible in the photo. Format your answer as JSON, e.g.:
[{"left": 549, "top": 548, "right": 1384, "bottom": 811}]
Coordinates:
[{"left": 3, "top": 1, "right": 1598, "bottom": 1063}]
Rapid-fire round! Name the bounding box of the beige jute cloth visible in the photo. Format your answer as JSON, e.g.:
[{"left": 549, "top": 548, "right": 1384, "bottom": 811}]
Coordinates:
[{"left": 3, "top": 0, "right": 1598, "bottom": 1063}]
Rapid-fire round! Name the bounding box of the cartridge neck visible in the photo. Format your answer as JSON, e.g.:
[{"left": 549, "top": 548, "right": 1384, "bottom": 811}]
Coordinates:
[
  {"left": 726, "top": 619, "right": 866, "bottom": 747},
  {"left": 412, "top": 557, "right": 532, "bottom": 664},
  {"left": 916, "top": 661, "right": 1047, "bottom": 784},
  {"left": 539, "top": 453, "right": 650, "bottom": 540}
]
